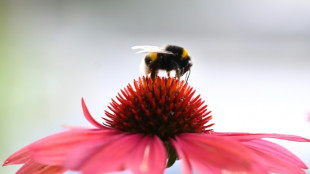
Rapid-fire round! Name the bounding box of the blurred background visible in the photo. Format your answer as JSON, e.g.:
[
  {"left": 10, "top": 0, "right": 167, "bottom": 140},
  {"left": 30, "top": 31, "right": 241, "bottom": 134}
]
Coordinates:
[{"left": 1, "top": 0, "right": 310, "bottom": 173}]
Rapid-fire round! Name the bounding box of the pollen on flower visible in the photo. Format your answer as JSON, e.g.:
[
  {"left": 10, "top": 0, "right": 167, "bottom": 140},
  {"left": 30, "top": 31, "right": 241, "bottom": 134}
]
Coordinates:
[{"left": 104, "top": 76, "right": 213, "bottom": 140}]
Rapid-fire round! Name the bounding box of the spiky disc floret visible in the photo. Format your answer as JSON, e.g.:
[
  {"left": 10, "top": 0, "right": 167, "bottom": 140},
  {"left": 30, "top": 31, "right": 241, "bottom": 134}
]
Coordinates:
[{"left": 104, "top": 77, "right": 213, "bottom": 140}]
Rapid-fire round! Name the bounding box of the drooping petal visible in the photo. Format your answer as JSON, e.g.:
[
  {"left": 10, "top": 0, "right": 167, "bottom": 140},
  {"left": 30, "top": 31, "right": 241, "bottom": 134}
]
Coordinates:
[
  {"left": 80, "top": 133, "right": 143, "bottom": 174},
  {"left": 30, "top": 129, "right": 117, "bottom": 166},
  {"left": 243, "top": 139, "right": 307, "bottom": 169},
  {"left": 35, "top": 165, "right": 64, "bottom": 174},
  {"left": 16, "top": 159, "right": 46, "bottom": 174},
  {"left": 3, "top": 145, "right": 30, "bottom": 166},
  {"left": 212, "top": 132, "right": 310, "bottom": 142},
  {"left": 249, "top": 147, "right": 306, "bottom": 174},
  {"left": 186, "top": 159, "right": 222, "bottom": 174},
  {"left": 127, "top": 135, "right": 167, "bottom": 174},
  {"left": 147, "top": 136, "right": 167, "bottom": 174},
  {"left": 211, "top": 132, "right": 309, "bottom": 172},
  {"left": 169, "top": 138, "right": 192, "bottom": 174},
  {"left": 64, "top": 133, "right": 126, "bottom": 170},
  {"left": 241, "top": 139, "right": 307, "bottom": 173},
  {"left": 174, "top": 133, "right": 267, "bottom": 173},
  {"left": 81, "top": 98, "right": 107, "bottom": 129}
]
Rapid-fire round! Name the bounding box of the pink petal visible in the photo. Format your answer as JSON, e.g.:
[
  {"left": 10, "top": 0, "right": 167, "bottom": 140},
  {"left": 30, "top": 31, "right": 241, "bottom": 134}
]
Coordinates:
[
  {"left": 127, "top": 135, "right": 167, "bottom": 174},
  {"left": 3, "top": 145, "right": 30, "bottom": 166},
  {"left": 187, "top": 160, "right": 222, "bottom": 174},
  {"left": 125, "top": 136, "right": 150, "bottom": 173},
  {"left": 243, "top": 139, "right": 307, "bottom": 169},
  {"left": 14, "top": 159, "right": 64, "bottom": 174},
  {"left": 16, "top": 159, "right": 46, "bottom": 174},
  {"left": 146, "top": 136, "right": 167, "bottom": 174},
  {"left": 249, "top": 147, "right": 306, "bottom": 174},
  {"left": 64, "top": 133, "right": 126, "bottom": 170},
  {"left": 212, "top": 132, "right": 310, "bottom": 142},
  {"left": 36, "top": 165, "right": 64, "bottom": 174},
  {"left": 30, "top": 129, "right": 117, "bottom": 166},
  {"left": 175, "top": 133, "right": 267, "bottom": 173},
  {"left": 80, "top": 133, "right": 143, "bottom": 174},
  {"left": 81, "top": 98, "right": 107, "bottom": 129},
  {"left": 169, "top": 138, "right": 192, "bottom": 174}
]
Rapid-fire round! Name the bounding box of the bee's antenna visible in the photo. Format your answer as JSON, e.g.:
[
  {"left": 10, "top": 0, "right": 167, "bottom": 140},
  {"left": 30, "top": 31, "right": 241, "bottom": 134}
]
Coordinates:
[{"left": 185, "top": 69, "right": 191, "bottom": 84}]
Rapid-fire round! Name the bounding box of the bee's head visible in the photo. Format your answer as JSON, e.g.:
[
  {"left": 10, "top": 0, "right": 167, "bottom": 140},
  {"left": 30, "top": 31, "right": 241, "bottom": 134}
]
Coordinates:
[{"left": 165, "top": 45, "right": 192, "bottom": 75}]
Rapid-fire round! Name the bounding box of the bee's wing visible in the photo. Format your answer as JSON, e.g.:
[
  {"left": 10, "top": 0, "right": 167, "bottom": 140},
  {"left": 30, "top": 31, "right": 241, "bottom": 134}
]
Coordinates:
[{"left": 132, "top": 45, "right": 174, "bottom": 55}]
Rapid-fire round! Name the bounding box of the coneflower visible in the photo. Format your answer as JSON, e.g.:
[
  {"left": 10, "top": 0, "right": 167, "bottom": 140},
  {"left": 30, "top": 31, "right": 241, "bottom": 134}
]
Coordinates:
[{"left": 3, "top": 77, "right": 309, "bottom": 174}]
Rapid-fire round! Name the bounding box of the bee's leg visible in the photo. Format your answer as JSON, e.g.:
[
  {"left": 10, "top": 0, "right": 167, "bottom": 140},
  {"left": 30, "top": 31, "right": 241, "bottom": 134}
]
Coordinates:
[
  {"left": 175, "top": 68, "right": 181, "bottom": 80},
  {"left": 171, "top": 60, "right": 181, "bottom": 80},
  {"left": 180, "top": 67, "right": 185, "bottom": 76},
  {"left": 184, "top": 69, "right": 191, "bottom": 84},
  {"left": 151, "top": 70, "right": 158, "bottom": 80},
  {"left": 167, "top": 71, "right": 171, "bottom": 78}
]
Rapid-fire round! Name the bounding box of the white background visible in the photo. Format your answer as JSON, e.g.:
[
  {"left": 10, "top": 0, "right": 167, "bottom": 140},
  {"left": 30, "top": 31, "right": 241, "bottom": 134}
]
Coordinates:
[{"left": 0, "top": 1, "right": 309, "bottom": 173}]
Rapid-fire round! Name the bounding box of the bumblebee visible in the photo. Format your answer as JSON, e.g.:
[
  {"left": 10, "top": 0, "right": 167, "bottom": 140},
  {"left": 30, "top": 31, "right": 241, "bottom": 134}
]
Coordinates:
[{"left": 132, "top": 45, "right": 193, "bottom": 83}]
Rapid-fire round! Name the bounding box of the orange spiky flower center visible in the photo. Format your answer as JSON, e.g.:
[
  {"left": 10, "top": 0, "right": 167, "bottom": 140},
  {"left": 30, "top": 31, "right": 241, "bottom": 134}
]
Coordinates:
[{"left": 104, "top": 76, "right": 213, "bottom": 140}]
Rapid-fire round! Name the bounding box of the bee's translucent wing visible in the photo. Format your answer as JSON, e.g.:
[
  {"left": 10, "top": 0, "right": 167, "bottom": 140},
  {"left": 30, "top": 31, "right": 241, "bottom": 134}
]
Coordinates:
[{"left": 132, "top": 45, "right": 174, "bottom": 55}]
